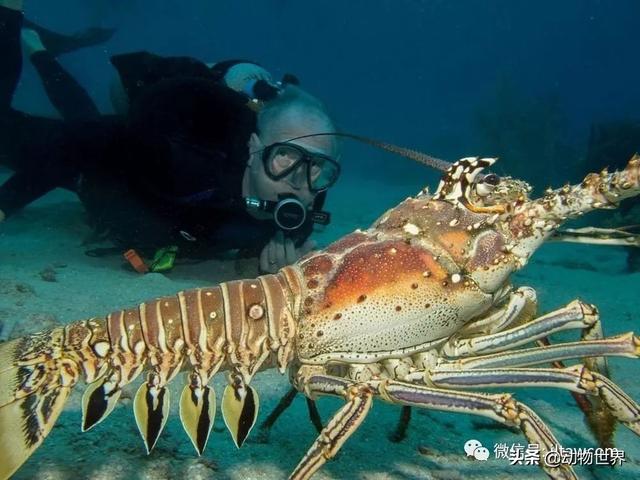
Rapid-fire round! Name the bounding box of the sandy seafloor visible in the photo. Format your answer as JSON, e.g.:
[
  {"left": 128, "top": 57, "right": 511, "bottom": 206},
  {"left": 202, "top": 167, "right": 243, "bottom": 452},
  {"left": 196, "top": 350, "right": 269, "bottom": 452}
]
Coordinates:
[{"left": 1, "top": 171, "right": 639, "bottom": 480}]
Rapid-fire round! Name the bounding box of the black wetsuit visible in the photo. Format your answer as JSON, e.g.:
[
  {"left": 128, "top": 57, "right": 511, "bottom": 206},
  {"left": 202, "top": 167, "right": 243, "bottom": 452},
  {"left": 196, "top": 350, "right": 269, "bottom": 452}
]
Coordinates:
[
  {"left": 0, "top": 7, "right": 319, "bottom": 258},
  {"left": 30, "top": 50, "right": 100, "bottom": 121}
]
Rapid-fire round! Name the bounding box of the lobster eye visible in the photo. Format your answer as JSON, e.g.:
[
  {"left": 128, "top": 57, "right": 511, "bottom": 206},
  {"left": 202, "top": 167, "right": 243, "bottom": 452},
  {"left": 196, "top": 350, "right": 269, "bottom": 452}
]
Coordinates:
[
  {"left": 483, "top": 173, "right": 500, "bottom": 186},
  {"left": 475, "top": 173, "right": 500, "bottom": 197}
]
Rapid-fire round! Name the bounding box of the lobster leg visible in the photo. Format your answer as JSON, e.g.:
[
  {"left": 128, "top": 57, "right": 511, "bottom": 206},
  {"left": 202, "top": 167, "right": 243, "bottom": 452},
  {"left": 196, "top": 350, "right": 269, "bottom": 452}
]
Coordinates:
[
  {"left": 570, "top": 319, "right": 615, "bottom": 448},
  {"left": 454, "top": 286, "right": 538, "bottom": 337},
  {"left": 536, "top": 306, "right": 615, "bottom": 448},
  {"left": 379, "top": 380, "right": 577, "bottom": 480},
  {"left": 257, "top": 387, "right": 324, "bottom": 443},
  {"left": 442, "top": 299, "right": 599, "bottom": 358},
  {"left": 388, "top": 405, "right": 412, "bottom": 442},
  {"left": 402, "top": 287, "right": 536, "bottom": 443},
  {"left": 290, "top": 374, "right": 373, "bottom": 480},
  {"left": 436, "top": 332, "right": 639, "bottom": 370},
  {"left": 257, "top": 387, "right": 298, "bottom": 442},
  {"left": 434, "top": 326, "right": 640, "bottom": 447},
  {"left": 259, "top": 388, "right": 410, "bottom": 445},
  {"left": 444, "top": 296, "right": 618, "bottom": 447},
  {"left": 446, "top": 293, "right": 617, "bottom": 448},
  {"left": 306, "top": 397, "right": 324, "bottom": 434},
  {"left": 424, "top": 365, "right": 640, "bottom": 435}
]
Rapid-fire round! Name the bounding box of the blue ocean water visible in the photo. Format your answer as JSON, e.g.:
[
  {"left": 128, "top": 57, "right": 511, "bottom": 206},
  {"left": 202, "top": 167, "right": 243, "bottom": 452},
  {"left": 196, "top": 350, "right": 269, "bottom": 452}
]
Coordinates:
[
  {"left": 18, "top": 0, "right": 640, "bottom": 187},
  {"left": 1, "top": 1, "right": 639, "bottom": 479}
]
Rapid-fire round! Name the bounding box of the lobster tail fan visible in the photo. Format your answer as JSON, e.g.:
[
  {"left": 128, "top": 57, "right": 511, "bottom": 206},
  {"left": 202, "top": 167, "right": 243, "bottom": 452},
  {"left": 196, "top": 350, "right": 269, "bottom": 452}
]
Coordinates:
[
  {"left": 0, "top": 331, "right": 79, "bottom": 479},
  {"left": 0, "top": 382, "right": 72, "bottom": 479}
]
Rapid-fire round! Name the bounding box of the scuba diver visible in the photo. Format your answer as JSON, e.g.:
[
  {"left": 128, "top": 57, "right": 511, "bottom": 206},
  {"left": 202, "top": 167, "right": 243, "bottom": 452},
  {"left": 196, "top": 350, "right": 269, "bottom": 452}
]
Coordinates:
[{"left": 0, "top": 1, "right": 341, "bottom": 274}]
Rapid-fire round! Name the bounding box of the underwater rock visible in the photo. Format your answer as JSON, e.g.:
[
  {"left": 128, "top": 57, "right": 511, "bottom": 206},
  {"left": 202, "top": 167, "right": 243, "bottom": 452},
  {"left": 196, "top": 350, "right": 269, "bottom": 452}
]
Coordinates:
[{"left": 39, "top": 266, "right": 58, "bottom": 282}]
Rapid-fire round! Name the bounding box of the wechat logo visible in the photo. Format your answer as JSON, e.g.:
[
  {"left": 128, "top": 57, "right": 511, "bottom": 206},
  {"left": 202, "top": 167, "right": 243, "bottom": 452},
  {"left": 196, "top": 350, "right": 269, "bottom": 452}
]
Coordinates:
[{"left": 464, "top": 439, "right": 490, "bottom": 461}]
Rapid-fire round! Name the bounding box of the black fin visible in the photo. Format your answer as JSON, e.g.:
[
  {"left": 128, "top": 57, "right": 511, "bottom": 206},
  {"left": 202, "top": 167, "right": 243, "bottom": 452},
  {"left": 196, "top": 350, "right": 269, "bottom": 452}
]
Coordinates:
[{"left": 23, "top": 18, "right": 116, "bottom": 57}]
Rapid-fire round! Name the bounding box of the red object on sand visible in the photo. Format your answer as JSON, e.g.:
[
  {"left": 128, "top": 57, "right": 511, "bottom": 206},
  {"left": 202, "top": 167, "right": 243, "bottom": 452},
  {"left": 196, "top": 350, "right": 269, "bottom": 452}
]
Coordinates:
[{"left": 123, "top": 249, "right": 149, "bottom": 274}]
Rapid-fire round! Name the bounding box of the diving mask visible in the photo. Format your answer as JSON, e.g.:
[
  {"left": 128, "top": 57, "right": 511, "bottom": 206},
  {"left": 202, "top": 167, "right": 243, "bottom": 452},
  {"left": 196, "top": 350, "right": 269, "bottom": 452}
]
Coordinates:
[{"left": 262, "top": 142, "right": 341, "bottom": 192}]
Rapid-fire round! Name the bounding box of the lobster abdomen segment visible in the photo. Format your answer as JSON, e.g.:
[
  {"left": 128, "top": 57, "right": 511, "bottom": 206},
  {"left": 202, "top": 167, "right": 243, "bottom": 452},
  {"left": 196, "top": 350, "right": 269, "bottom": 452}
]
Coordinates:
[{"left": 0, "top": 271, "right": 300, "bottom": 479}]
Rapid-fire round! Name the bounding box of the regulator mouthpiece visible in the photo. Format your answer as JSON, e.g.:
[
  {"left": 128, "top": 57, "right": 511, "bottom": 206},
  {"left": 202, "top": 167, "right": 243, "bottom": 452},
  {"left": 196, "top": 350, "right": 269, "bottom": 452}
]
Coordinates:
[{"left": 244, "top": 196, "right": 330, "bottom": 230}]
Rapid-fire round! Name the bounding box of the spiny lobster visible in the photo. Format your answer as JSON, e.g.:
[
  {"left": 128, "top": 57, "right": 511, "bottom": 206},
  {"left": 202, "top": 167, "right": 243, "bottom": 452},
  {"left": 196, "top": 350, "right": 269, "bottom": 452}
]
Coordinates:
[{"left": 1, "top": 154, "right": 640, "bottom": 479}]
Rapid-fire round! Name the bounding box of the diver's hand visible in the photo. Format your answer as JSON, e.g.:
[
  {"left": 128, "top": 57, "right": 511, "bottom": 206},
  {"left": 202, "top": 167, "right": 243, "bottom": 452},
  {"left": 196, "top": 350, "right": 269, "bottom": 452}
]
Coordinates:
[
  {"left": 260, "top": 231, "right": 296, "bottom": 274},
  {"left": 259, "top": 231, "right": 316, "bottom": 273}
]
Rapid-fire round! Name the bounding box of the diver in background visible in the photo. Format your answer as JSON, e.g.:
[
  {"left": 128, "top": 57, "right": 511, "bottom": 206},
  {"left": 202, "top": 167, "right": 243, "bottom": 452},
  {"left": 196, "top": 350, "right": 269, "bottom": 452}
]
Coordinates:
[{"left": 0, "top": 0, "right": 341, "bottom": 274}]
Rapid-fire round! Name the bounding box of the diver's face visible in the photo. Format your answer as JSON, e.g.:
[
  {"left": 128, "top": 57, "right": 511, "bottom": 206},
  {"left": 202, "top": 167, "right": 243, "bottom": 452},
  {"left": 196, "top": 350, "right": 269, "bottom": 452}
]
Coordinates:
[{"left": 244, "top": 133, "right": 334, "bottom": 208}]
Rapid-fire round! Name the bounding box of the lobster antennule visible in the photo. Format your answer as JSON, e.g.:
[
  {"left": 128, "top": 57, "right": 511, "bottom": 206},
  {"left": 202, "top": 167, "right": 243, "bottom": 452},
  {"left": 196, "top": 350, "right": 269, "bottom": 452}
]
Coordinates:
[
  {"left": 520, "top": 154, "right": 640, "bottom": 223},
  {"left": 506, "top": 154, "right": 640, "bottom": 266}
]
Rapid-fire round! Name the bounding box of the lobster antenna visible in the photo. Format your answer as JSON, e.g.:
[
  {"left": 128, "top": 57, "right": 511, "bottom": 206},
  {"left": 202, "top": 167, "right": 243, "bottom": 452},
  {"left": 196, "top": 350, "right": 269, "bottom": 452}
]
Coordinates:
[{"left": 278, "top": 132, "right": 453, "bottom": 172}]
